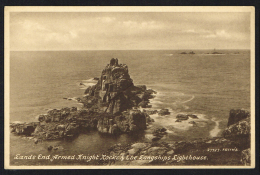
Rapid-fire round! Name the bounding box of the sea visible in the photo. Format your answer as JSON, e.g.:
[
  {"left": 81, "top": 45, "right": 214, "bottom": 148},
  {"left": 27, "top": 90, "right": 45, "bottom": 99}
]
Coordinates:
[{"left": 9, "top": 50, "right": 251, "bottom": 165}]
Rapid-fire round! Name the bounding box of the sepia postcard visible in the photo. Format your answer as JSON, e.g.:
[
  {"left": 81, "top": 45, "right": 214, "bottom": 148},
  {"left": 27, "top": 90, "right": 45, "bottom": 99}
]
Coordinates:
[{"left": 4, "top": 6, "right": 255, "bottom": 169}]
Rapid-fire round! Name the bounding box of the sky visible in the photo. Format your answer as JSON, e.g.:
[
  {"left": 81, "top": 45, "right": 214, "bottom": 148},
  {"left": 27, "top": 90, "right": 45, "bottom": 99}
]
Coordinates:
[{"left": 9, "top": 12, "right": 251, "bottom": 51}]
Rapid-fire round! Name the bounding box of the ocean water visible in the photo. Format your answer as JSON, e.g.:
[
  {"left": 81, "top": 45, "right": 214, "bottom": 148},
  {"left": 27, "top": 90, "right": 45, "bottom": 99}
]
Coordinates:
[{"left": 9, "top": 50, "right": 250, "bottom": 165}]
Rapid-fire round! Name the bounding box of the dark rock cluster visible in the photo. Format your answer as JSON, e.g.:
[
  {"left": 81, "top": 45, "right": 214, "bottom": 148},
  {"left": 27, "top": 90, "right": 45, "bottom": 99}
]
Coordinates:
[
  {"left": 10, "top": 59, "right": 156, "bottom": 140},
  {"left": 175, "top": 114, "right": 198, "bottom": 122},
  {"left": 11, "top": 107, "right": 103, "bottom": 140}
]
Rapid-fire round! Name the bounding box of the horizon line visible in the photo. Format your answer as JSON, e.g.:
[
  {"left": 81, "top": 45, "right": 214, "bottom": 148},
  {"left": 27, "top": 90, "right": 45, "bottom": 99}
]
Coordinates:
[{"left": 10, "top": 48, "right": 251, "bottom": 52}]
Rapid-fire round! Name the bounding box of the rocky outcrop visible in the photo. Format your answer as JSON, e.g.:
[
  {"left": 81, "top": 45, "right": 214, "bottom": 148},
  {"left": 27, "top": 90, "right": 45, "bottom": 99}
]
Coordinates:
[
  {"left": 11, "top": 59, "right": 156, "bottom": 138},
  {"left": 227, "top": 109, "right": 250, "bottom": 126},
  {"left": 10, "top": 122, "right": 39, "bottom": 136},
  {"left": 81, "top": 59, "right": 156, "bottom": 115},
  {"left": 98, "top": 109, "right": 252, "bottom": 166},
  {"left": 241, "top": 148, "right": 251, "bottom": 165},
  {"left": 222, "top": 109, "right": 251, "bottom": 154},
  {"left": 102, "top": 137, "right": 242, "bottom": 166},
  {"left": 11, "top": 107, "right": 104, "bottom": 140},
  {"left": 223, "top": 109, "right": 250, "bottom": 142},
  {"left": 223, "top": 117, "right": 250, "bottom": 138}
]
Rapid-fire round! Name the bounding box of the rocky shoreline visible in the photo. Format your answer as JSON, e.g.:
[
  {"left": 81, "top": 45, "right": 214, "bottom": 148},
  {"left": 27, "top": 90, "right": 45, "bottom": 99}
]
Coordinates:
[
  {"left": 10, "top": 59, "right": 251, "bottom": 166},
  {"left": 100, "top": 109, "right": 251, "bottom": 166}
]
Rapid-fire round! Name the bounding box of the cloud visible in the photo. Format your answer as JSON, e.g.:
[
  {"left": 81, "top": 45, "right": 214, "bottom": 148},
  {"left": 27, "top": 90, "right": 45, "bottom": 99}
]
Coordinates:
[
  {"left": 11, "top": 18, "right": 79, "bottom": 46},
  {"left": 203, "top": 30, "right": 231, "bottom": 38},
  {"left": 183, "top": 29, "right": 211, "bottom": 34},
  {"left": 9, "top": 12, "right": 251, "bottom": 50}
]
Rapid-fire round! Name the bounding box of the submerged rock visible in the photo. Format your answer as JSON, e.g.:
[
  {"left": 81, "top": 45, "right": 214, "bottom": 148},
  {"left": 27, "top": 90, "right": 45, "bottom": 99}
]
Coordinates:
[
  {"left": 158, "top": 109, "right": 170, "bottom": 116},
  {"left": 176, "top": 114, "right": 189, "bottom": 120}
]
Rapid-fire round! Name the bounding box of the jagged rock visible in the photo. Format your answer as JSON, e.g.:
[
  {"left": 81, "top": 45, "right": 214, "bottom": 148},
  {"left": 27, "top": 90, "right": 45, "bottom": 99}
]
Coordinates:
[
  {"left": 45, "top": 115, "right": 52, "bottom": 123},
  {"left": 175, "top": 119, "right": 182, "bottom": 122},
  {"left": 129, "top": 110, "right": 147, "bottom": 131},
  {"left": 143, "top": 109, "right": 158, "bottom": 115},
  {"left": 151, "top": 127, "right": 167, "bottom": 141},
  {"left": 10, "top": 122, "right": 38, "bottom": 136},
  {"left": 84, "top": 85, "right": 97, "bottom": 95},
  {"left": 38, "top": 115, "right": 45, "bottom": 122},
  {"left": 47, "top": 146, "right": 53, "bottom": 151},
  {"left": 10, "top": 59, "right": 157, "bottom": 140},
  {"left": 64, "top": 123, "right": 80, "bottom": 136},
  {"left": 145, "top": 89, "right": 157, "bottom": 95},
  {"left": 223, "top": 109, "right": 251, "bottom": 139},
  {"left": 144, "top": 113, "right": 154, "bottom": 123},
  {"left": 80, "top": 59, "right": 156, "bottom": 114},
  {"left": 241, "top": 148, "right": 250, "bottom": 165},
  {"left": 158, "top": 109, "right": 170, "bottom": 116},
  {"left": 223, "top": 117, "right": 250, "bottom": 138},
  {"left": 109, "top": 124, "right": 120, "bottom": 134},
  {"left": 135, "top": 85, "right": 147, "bottom": 91},
  {"left": 56, "top": 125, "right": 66, "bottom": 131},
  {"left": 138, "top": 101, "right": 149, "bottom": 108},
  {"left": 176, "top": 114, "right": 189, "bottom": 120},
  {"left": 227, "top": 109, "right": 250, "bottom": 126}
]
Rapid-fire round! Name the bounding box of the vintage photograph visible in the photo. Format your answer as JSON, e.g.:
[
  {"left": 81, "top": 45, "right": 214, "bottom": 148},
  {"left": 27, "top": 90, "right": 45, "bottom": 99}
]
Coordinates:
[{"left": 4, "top": 7, "right": 255, "bottom": 169}]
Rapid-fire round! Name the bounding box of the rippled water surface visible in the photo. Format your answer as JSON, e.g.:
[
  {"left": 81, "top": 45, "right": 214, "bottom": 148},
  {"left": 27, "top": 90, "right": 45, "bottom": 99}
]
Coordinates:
[{"left": 9, "top": 50, "right": 250, "bottom": 165}]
